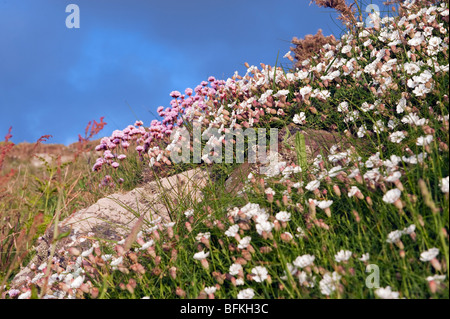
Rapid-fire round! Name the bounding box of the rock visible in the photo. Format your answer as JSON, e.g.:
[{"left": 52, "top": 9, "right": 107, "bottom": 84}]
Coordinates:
[
  {"left": 224, "top": 162, "right": 252, "bottom": 195},
  {"left": 10, "top": 168, "right": 209, "bottom": 289}
]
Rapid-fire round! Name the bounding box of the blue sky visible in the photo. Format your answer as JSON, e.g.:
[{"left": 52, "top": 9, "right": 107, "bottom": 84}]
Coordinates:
[{"left": 0, "top": 0, "right": 391, "bottom": 145}]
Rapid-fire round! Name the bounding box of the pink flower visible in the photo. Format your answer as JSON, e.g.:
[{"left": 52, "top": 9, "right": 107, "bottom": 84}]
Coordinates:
[
  {"left": 170, "top": 91, "right": 181, "bottom": 98},
  {"left": 104, "top": 150, "right": 114, "bottom": 160},
  {"left": 136, "top": 146, "right": 144, "bottom": 153},
  {"left": 111, "top": 162, "right": 119, "bottom": 168},
  {"left": 95, "top": 144, "right": 107, "bottom": 151},
  {"left": 92, "top": 162, "right": 102, "bottom": 172}
]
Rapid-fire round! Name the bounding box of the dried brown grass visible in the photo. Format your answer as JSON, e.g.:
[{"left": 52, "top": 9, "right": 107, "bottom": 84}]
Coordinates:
[{"left": 290, "top": 29, "right": 337, "bottom": 69}]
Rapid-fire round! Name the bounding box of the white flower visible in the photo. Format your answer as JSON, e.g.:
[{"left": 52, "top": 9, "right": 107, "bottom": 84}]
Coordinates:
[
  {"left": 359, "top": 253, "right": 370, "bottom": 262},
  {"left": 313, "top": 89, "right": 331, "bottom": 100},
  {"left": 164, "top": 222, "right": 176, "bottom": 228},
  {"left": 361, "top": 102, "right": 373, "bottom": 112},
  {"left": 237, "top": 288, "right": 255, "bottom": 299},
  {"left": 81, "top": 246, "right": 94, "bottom": 257},
  {"left": 401, "top": 113, "right": 427, "bottom": 126},
  {"left": 373, "top": 120, "right": 386, "bottom": 134},
  {"left": 365, "top": 152, "right": 381, "bottom": 168},
  {"left": 298, "top": 271, "right": 308, "bottom": 286},
  {"left": 264, "top": 187, "right": 275, "bottom": 195},
  {"left": 297, "top": 70, "right": 309, "bottom": 79},
  {"left": 389, "top": 131, "right": 406, "bottom": 143},
  {"left": 281, "top": 232, "right": 293, "bottom": 241},
  {"left": 31, "top": 273, "right": 44, "bottom": 284},
  {"left": 38, "top": 262, "right": 47, "bottom": 271},
  {"left": 295, "top": 226, "right": 306, "bottom": 237},
  {"left": 101, "top": 254, "right": 113, "bottom": 262},
  {"left": 426, "top": 275, "right": 446, "bottom": 283},
  {"left": 282, "top": 263, "right": 298, "bottom": 280},
  {"left": 384, "top": 155, "right": 401, "bottom": 169},
  {"left": 292, "top": 182, "right": 303, "bottom": 188},
  {"left": 256, "top": 220, "right": 274, "bottom": 235},
  {"left": 140, "top": 239, "right": 155, "bottom": 250},
  {"left": 275, "top": 211, "right": 291, "bottom": 222},
  {"left": 110, "top": 256, "right": 123, "bottom": 267},
  {"left": 251, "top": 266, "right": 269, "bottom": 282},
  {"left": 195, "top": 232, "right": 211, "bottom": 241},
  {"left": 408, "top": 32, "right": 424, "bottom": 46},
  {"left": 184, "top": 209, "right": 194, "bottom": 217},
  {"left": 319, "top": 272, "right": 341, "bottom": 296},
  {"left": 375, "top": 286, "right": 400, "bottom": 299},
  {"left": 252, "top": 208, "right": 269, "bottom": 222},
  {"left": 18, "top": 290, "right": 32, "bottom": 299},
  {"left": 388, "top": 119, "right": 399, "bottom": 130},
  {"left": 229, "top": 263, "right": 243, "bottom": 276},
  {"left": 403, "top": 224, "right": 416, "bottom": 235},
  {"left": 235, "top": 278, "right": 245, "bottom": 286},
  {"left": 204, "top": 286, "right": 217, "bottom": 295},
  {"left": 299, "top": 86, "right": 312, "bottom": 98},
  {"left": 344, "top": 110, "right": 359, "bottom": 124},
  {"left": 293, "top": 254, "right": 315, "bottom": 268},
  {"left": 317, "top": 200, "right": 333, "bottom": 210},
  {"left": 429, "top": 36, "right": 442, "bottom": 47},
  {"left": 402, "top": 152, "right": 427, "bottom": 164},
  {"left": 70, "top": 275, "right": 85, "bottom": 289},
  {"left": 238, "top": 236, "right": 252, "bottom": 249},
  {"left": 258, "top": 90, "right": 273, "bottom": 104},
  {"left": 348, "top": 186, "right": 361, "bottom": 198},
  {"left": 357, "top": 125, "right": 367, "bottom": 138},
  {"left": 305, "top": 180, "right": 320, "bottom": 191},
  {"left": 193, "top": 250, "right": 210, "bottom": 260},
  {"left": 420, "top": 248, "right": 439, "bottom": 262},
  {"left": 338, "top": 101, "right": 349, "bottom": 113},
  {"left": 225, "top": 225, "right": 240, "bottom": 237},
  {"left": 341, "top": 45, "right": 352, "bottom": 54},
  {"left": 386, "top": 230, "right": 403, "bottom": 243},
  {"left": 382, "top": 188, "right": 402, "bottom": 204},
  {"left": 274, "top": 89, "right": 290, "bottom": 97},
  {"left": 403, "top": 62, "right": 420, "bottom": 75},
  {"left": 328, "top": 166, "right": 343, "bottom": 177},
  {"left": 293, "top": 112, "right": 306, "bottom": 124},
  {"left": 385, "top": 171, "right": 402, "bottom": 183},
  {"left": 440, "top": 176, "right": 449, "bottom": 193},
  {"left": 334, "top": 250, "right": 352, "bottom": 262},
  {"left": 416, "top": 135, "right": 433, "bottom": 146}
]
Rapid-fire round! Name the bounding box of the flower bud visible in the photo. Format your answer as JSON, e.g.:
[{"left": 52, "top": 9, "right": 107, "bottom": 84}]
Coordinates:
[
  {"left": 169, "top": 266, "right": 177, "bottom": 280},
  {"left": 333, "top": 185, "right": 341, "bottom": 197}
]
